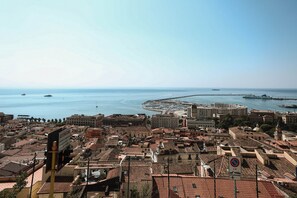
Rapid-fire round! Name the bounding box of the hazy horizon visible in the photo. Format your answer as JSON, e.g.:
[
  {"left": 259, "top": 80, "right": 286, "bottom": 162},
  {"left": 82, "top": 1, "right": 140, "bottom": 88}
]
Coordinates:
[
  {"left": 1, "top": 87, "right": 297, "bottom": 90},
  {"left": 1, "top": 1, "right": 297, "bottom": 89}
]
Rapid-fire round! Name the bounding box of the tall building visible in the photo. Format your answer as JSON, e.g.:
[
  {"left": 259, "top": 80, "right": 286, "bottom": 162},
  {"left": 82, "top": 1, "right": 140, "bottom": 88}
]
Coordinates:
[{"left": 151, "top": 114, "right": 179, "bottom": 129}]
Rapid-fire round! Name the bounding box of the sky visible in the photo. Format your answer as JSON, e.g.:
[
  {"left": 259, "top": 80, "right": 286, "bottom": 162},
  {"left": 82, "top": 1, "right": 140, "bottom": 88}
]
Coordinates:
[{"left": 0, "top": 0, "right": 297, "bottom": 89}]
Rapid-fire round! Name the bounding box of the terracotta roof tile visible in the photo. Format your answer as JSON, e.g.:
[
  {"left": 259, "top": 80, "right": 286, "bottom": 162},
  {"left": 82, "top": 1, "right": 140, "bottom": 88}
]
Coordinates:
[
  {"left": 153, "top": 175, "right": 284, "bottom": 198},
  {"left": 37, "top": 182, "right": 71, "bottom": 194}
]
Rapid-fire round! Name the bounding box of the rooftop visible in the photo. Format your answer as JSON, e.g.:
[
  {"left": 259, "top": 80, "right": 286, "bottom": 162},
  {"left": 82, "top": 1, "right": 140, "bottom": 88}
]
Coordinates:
[{"left": 153, "top": 175, "right": 284, "bottom": 198}]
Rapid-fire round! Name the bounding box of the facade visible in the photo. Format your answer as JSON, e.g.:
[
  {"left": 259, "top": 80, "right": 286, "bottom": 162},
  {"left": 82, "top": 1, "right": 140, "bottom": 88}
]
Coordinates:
[
  {"left": 187, "top": 119, "right": 215, "bottom": 130},
  {"left": 282, "top": 113, "right": 297, "bottom": 124},
  {"left": 151, "top": 114, "right": 179, "bottom": 129},
  {"left": 249, "top": 110, "right": 275, "bottom": 123},
  {"left": 189, "top": 103, "right": 247, "bottom": 120},
  {"left": 66, "top": 114, "right": 104, "bottom": 127}
]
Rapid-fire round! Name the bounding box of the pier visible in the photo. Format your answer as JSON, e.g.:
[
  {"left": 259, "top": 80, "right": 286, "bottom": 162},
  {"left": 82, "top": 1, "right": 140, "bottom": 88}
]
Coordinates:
[
  {"left": 148, "top": 94, "right": 297, "bottom": 102},
  {"left": 153, "top": 94, "right": 247, "bottom": 101}
]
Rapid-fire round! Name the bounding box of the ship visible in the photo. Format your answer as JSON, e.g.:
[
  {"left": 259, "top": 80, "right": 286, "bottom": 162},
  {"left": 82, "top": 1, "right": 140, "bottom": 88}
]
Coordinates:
[
  {"left": 44, "top": 94, "right": 53, "bottom": 97},
  {"left": 243, "top": 94, "right": 272, "bottom": 100},
  {"left": 21, "top": 93, "right": 26, "bottom": 96},
  {"left": 212, "top": 89, "right": 220, "bottom": 91}
]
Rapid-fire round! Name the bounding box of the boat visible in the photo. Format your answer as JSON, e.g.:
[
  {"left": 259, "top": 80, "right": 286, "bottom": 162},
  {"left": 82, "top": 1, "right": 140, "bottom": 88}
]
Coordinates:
[
  {"left": 44, "top": 94, "right": 53, "bottom": 97},
  {"left": 212, "top": 89, "right": 220, "bottom": 91},
  {"left": 21, "top": 93, "right": 26, "bottom": 96},
  {"left": 243, "top": 94, "right": 272, "bottom": 100},
  {"left": 279, "top": 104, "right": 297, "bottom": 109}
]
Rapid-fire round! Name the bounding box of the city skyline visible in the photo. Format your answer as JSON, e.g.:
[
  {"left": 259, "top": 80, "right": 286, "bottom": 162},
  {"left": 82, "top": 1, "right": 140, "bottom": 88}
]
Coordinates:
[{"left": 1, "top": 0, "right": 297, "bottom": 89}]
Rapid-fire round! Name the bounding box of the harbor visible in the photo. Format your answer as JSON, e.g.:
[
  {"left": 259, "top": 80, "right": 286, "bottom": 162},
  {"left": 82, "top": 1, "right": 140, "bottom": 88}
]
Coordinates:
[{"left": 243, "top": 94, "right": 297, "bottom": 101}]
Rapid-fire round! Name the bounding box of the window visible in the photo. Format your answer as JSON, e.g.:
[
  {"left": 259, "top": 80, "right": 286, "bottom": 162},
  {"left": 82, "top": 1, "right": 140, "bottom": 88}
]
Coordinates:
[
  {"left": 192, "top": 183, "right": 197, "bottom": 188},
  {"left": 195, "top": 195, "right": 201, "bottom": 198}
]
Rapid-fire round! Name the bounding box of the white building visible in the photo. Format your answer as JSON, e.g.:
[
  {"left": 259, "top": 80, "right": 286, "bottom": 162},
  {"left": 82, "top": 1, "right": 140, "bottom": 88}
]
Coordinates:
[{"left": 189, "top": 103, "right": 247, "bottom": 119}]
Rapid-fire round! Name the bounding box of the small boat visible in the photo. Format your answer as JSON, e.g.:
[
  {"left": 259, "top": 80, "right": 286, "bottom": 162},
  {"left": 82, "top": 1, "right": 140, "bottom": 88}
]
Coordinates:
[
  {"left": 44, "top": 94, "right": 53, "bottom": 97},
  {"left": 21, "top": 93, "right": 26, "bottom": 96},
  {"left": 279, "top": 104, "right": 297, "bottom": 109},
  {"left": 212, "top": 89, "right": 220, "bottom": 91}
]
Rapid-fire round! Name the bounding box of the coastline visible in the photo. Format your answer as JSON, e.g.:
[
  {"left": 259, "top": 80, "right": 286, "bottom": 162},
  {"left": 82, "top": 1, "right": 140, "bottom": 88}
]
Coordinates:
[{"left": 1, "top": 88, "right": 297, "bottom": 119}]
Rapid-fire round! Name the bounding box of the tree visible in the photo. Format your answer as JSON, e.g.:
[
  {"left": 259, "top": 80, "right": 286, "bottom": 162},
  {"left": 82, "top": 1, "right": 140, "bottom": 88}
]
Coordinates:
[
  {"left": 0, "top": 172, "right": 28, "bottom": 197},
  {"left": 13, "top": 172, "right": 27, "bottom": 194},
  {"left": 260, "top": 124, "right": 273, "bottom": 132},
  {"left": 218, "top": 114, "right": 234, "bottom": 129},
  {"left": 0, "top": 189, "right": 14, "bottom": 198},
  {"left": 260, "top": 124, "right": 274, "bottom": 137},
  {"left": 130, "top": 186, "right": 140, "bottom": 198},
  {"left": 140, "top": 182, "right": 152, "bottom": 198},
  {"left": 42, "top": 118, "right": 46, "bottom": 123}
]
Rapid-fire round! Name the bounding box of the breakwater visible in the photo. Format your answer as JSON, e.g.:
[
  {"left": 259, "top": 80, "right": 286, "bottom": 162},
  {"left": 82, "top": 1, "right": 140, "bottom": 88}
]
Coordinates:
[{"left": 151, "top": 94, "right": 246, "bottom": 101}]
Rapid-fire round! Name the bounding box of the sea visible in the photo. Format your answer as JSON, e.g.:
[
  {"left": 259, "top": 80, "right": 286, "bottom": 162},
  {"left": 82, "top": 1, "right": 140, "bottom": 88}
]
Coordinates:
[{"left": 0, "top": 88, "right": 297, "bottom": 119}]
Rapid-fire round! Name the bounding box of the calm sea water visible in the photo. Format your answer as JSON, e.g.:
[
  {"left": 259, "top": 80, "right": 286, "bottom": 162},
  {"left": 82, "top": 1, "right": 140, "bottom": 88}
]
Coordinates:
[{"left": 0, "top": 88, "right": 297, "bottom": 119}]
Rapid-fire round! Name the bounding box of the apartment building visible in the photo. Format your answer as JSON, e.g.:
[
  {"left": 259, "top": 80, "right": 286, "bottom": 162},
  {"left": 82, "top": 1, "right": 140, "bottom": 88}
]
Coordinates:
[
  {"left": 66, "top": 114, "right": 104, "bottom": 127},
  {"left": 151, "top": 114, "right": 179, "bottom": 129},
  {"left": 189, "top": 103, "right": 247, "bottom": 119}
]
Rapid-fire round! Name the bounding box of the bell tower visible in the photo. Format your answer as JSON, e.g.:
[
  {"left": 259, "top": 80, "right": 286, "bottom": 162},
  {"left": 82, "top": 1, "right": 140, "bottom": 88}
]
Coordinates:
[{"left": 274, "top": 122, "right": 282, "bottom": 140}]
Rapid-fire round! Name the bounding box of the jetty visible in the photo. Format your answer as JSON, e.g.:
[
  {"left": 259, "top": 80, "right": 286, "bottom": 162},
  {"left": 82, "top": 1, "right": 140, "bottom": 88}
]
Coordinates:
[
  {"left": 143, "top": 93, "right": 297, "bottom": 104},
  {"left": 152, "top": 94, "right": 246, "bottom": 101}
]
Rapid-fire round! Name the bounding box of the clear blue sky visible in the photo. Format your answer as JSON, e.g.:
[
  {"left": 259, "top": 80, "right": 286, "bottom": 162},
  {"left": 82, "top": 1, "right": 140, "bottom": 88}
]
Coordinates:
[{"left": 1, "top": 0, "right": 297, "bottom": 89}]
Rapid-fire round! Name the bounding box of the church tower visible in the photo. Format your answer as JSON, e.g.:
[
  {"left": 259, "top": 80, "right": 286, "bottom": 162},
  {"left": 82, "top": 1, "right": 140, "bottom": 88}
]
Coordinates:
[{"left": 274, "top": 122, "right": 282, "bottom": 140}]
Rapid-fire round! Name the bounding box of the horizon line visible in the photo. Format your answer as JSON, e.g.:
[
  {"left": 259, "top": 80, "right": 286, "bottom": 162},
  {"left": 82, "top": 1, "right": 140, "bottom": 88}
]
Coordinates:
[{"left": 0, "top": 86, "right": 297, "bottom": 90}]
